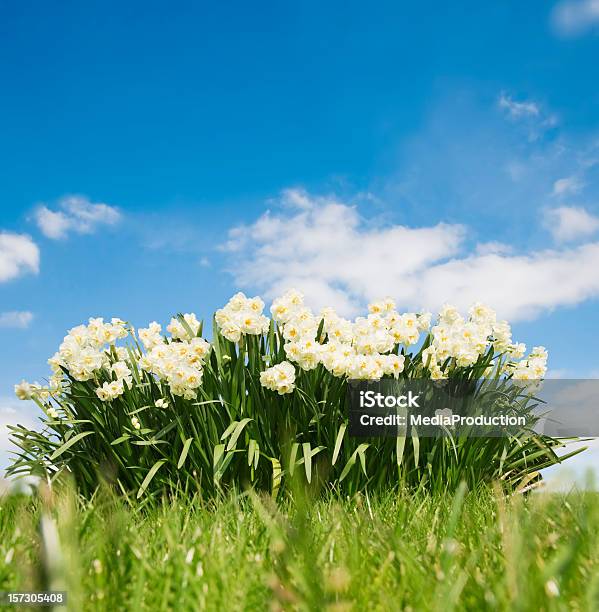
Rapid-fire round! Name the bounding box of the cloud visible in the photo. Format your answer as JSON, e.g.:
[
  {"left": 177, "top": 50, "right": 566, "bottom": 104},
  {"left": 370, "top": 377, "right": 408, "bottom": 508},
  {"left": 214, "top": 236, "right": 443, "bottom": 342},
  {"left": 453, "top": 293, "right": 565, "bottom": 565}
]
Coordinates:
[
  {"left": 553, "top": 176, "right": 584, "bottom": 197},
  {"left": 474, "top": 242, "right": 513, "bottom": 256},
  {"left": 223, "top": 190, "right": 599, "bottom": 320},
  {"left": 35, "top": 195, "right": 121, "bottom": 239},
  {"left": 544, "top": 206, "right": 599, "bottom": 242},
  {"left": 497, "top": 92, "right": 558, "bottom": 141},
  {"left": 498, "top": 93, "right": 540, "bottom": 119},
  {"left": 552, "top": 0, "right": 599, "bottom": 36},
  {"left": 0, "top": 311, "right": 34, "bottom": 329},
  {"left": 0, "top": 232, "right": 40, "bottom": 282}
]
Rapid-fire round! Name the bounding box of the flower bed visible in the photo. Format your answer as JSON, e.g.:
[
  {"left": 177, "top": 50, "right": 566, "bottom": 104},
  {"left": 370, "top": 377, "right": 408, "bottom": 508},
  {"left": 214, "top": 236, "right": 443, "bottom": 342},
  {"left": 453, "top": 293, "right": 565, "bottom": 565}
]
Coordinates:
[{"left": 8, "top": 290, "right": 574, "bottom": 499}]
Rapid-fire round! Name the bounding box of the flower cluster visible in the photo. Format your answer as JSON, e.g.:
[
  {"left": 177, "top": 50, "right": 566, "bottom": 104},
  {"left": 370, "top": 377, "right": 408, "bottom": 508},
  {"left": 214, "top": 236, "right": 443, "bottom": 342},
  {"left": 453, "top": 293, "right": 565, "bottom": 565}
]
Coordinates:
[
  {"left": 93, "top": 359, "right": 134, "bottom": 401},
  {"left": 421, "top": 302, "right": 541, "bottom": 380},
  {"left": 13, "top": 291, "right": 548, "bottom": 409},
  {"left": 510, "top": 346, "right": 548, "bottom": 380},
  {"left": 14, "top": 380, "right": 55, "bottom": 408},
  {"left": 138, "top": 321, "right": 211, "bottom": 399},
  {"left": 166, "top": 313, "right": 202, "bottom": 341},
  {"left": 268, "top": 290, "right": 419, "bottom": 381},
  {"left": 261, "top": 290, "right": 547, "bottom": 388},
  {"left": 13, "top": 317, "right": 130, "bottom": 408},
  {"left": 96, "top": 379, "right": 127, "bottom": 401},
  {"left": 259, "top": 361, "right": 296, "bottom": 395},
  {"left": 14, "top": 313, "right": 213, "bottom": 406},
  {"left": 48, "top": 317, "right": 129, "bottom": 385},
  {"left": 215, "top": 293, "right": 271, "bottom": 342}
]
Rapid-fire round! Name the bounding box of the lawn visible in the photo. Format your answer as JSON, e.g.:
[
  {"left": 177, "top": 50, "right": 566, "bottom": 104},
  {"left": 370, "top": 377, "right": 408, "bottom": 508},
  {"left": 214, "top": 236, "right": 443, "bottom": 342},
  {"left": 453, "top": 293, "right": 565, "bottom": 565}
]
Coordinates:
[{"left": 1, "top": 484, "right": 598, "bottom": 611}]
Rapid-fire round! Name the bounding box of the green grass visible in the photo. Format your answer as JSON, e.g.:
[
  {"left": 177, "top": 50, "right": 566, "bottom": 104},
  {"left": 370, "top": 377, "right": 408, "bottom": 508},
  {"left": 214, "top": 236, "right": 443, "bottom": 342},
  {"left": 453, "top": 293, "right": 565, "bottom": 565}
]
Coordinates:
[{"left": 1, "top": 484, "right": 598, "bottom": 611}]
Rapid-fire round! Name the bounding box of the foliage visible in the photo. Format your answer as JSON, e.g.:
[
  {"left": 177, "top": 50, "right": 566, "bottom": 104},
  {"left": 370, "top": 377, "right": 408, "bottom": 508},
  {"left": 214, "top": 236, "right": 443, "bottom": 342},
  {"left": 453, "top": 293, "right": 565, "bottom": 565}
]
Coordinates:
[{"left": 6, "top": 291, "right": 582, "bottom": 499}]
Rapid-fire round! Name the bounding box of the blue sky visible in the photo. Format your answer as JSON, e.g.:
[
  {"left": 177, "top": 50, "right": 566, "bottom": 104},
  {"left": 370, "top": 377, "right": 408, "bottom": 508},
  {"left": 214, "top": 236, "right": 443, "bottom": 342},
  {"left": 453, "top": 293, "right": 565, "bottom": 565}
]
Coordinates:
[{"left": 2, "top": 1, "right": 599, "bottom": 476}]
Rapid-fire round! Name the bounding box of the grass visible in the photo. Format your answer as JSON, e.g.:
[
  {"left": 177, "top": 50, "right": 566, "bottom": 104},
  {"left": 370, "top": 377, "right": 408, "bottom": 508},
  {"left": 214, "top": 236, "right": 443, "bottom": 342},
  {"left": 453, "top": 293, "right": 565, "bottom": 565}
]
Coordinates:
[{"left": 1, "top": 483, "right": 599, "bottom": 611}]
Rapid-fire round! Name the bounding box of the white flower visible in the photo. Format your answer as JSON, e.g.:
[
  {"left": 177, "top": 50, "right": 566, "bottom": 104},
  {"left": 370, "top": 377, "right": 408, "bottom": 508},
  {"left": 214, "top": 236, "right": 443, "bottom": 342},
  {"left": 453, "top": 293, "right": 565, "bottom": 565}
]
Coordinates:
[
  {"left": 48, "top": 352, "right": 64, "bottom": 374},
  {"left": 15, "top": 380, "right": 34, "bottom": 400},
  {"left": 383, "top": 354, "right": 405, "bottom": 378},
  {"left": 95, "top": 380, "right": 125, "bottom": 401},
  {"left": 438, "top": 304, "right": 462, "bottom": 325},
  {"left": 492, "top": 320, "right": 512, "bottom": 352},
  {"left": 284, "top": 338, "right": 320, "bottom": 371},
  {"left": 508, "top": 342, "right": 526, "bottom": 359},
  {"left": 430, "top": 365, "right": 447, "bottom": 380},
  {"left": 131, "top": 416, "right": 141, "bottom": 430},
  {"left": 155, "top": 398, "right": 168, "bottom": 408},
  {"left": 270, "top": 289, "right": 304, "bottom": 324},
  {"left": 511, "top": 345, "right": 548, "bottom": 380},
  {"left": 347, "top": 354, "right": 384, "bottom": 380},
  {"left": 468, "top": 302, "right": 496, "bottom": 325},
  {"left": 367, "top": 300, "right": 390, "bottom": 315},
  {"left": 417, "top": 312, "right": 432, "bottom": 331},
  {"left": 111, "top": 361, "right": 132, "bottom": 384},
  {"left": 217, "top": 293, "right": 269, "bottom": 341},
  {"left": 221, "top": 319, "right": 242, "bottom": 343},
  {"left": 260, "top": 361, "right": 296, "bottom": 394},
  {"left": 167, "top": 313, "right": 201, "bottom": 341},
  {"left": 138, "top": 321, "right": 163, "bottom": 349},
  {"left": 240, "top": 312, "right": 270, "bottom": 335},
  {"left": 189, "top": 337, "right": 211, "bottom": 358}
]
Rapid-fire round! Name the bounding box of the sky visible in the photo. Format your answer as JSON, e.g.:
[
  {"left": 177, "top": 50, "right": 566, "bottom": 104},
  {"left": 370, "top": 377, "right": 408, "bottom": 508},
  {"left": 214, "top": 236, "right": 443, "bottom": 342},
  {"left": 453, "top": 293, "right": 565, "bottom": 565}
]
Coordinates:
[{"left": 1, "top": 1, "right": 599, "bottom": 479}]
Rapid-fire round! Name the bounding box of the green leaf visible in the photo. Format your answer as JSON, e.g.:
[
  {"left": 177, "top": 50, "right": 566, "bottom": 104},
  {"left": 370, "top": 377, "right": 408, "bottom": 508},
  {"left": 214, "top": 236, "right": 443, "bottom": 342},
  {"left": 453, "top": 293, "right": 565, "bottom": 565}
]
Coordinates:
[
  {"left": 254, "top": 442, "right": 260, "bottom": 471},
  {"left": 226, "top": 417, "right": 252, "bottom": 452},
  {"left": 49, "top": 431, "right": 94, "bottom": 460},
  {"left": 302, "top": 442, "right": 312, "bottom": 483},
  {"left": 136, "top": 459, "right": 167, "bottom": 499},
  {"left": 270, "top": 457, "right": 282, "bottom": 499},
  {"left": 221, "top": 421, "right": 239, "bottom": 441},
  {"left": 213, "top": 444, "right": 235, "bottom": 485},
  {"left": 332, "top": 423, "right": 346, "bottom": 466},
  {"left": 177, "top": 438, "right": 193, "bottom": 469},
  {"left": 357, "top": 443, "right": 369, "bottom": 477},
  {"left": 111, "top": 434, "right": 131, "bottom": 446},
  {"left": 213, "top": 444, "right": 225, "bottom": 472},
  {"left": 289, "top": 442, "right": 299, "bottom": 476},
  {"left": 248, "top": 439, "right": 257, "bottom": 467},
  {"left": 396, "top": 435, "right": 406, "bottom": 468},
  {"left": 395, "top": 406, "right": 407, "bottom": 468},
  {"left": 411, "top": 426, "right": 420, "bottom": 468},
  {"left": 339, "top": 443, "right": 370, "bottom": 482},
  {"left": 339, "top": 451, "right": 357, "bottom": 483}
]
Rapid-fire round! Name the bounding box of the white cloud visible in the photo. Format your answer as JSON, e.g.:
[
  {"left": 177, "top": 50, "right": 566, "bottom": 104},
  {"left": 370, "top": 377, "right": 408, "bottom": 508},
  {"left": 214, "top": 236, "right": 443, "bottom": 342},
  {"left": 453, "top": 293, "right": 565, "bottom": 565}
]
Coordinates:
[
  {"left": 35, "top": 195, "right": 121, "bottom": 239},
  {"left": 0, "top": 311, "right": 33, "bottom": 329},
  {"left": 497, "top": 93, "right": 558, "bottom": 142},
  {"left": 498, "top": 93, "right": 540, "bottom": 119},
  {"left": 544, "top": 206, "right": 599, "bottom": 242},
  {"left": 553, "top": 176, "right": 584, "bottom": 197},
  {"left": 224, "top": 190, "right": 599, "bottom": 320},
  {"left": 475, "top": 241, "right": 513, "bottom": 256},
  {"left": 552, "top": 0, "right": 599, "bottom": 36},
  {"left": 0, "top": 232, "right": 40, "bottom": 282}
]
